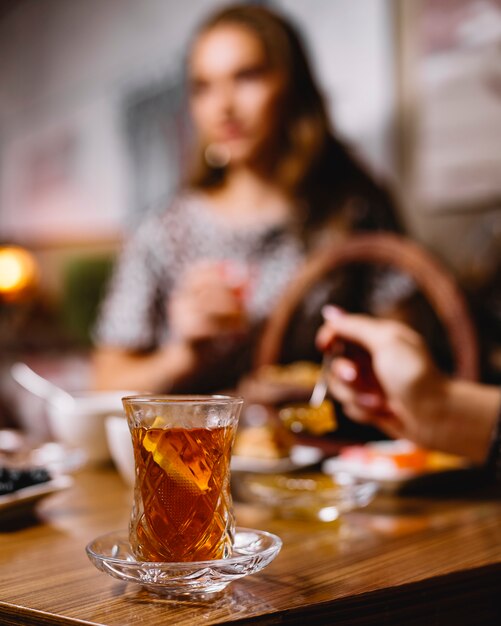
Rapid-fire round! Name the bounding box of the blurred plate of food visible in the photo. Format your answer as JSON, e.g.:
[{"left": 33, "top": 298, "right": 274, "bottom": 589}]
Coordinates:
[
  {"left": 323, "top": 440, "right": 472, "bottom": 493},
  {"left": 0, "top": 466, "right": 73, "bottom": 519},
  {"left": 232, "top": 403, "right": 325, "bottom": 473}
]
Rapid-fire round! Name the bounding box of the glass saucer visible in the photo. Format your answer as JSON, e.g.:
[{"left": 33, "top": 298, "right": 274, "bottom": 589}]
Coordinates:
[
  {"left": 240, "top": 471, "right": 378, "bottom": 522},
  {"left": 86, "top": 527, "right": 282, "bottom": 598}
]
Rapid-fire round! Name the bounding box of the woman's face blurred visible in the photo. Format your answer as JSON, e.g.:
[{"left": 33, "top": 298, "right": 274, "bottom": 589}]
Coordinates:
[{"left": 189, "top": 24, "right": 286, "bottom": 167}]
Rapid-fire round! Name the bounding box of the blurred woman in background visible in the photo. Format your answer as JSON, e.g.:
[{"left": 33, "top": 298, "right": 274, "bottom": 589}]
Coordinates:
[{"left": 92, "top": 3, "right": 410, "bottom": 393}]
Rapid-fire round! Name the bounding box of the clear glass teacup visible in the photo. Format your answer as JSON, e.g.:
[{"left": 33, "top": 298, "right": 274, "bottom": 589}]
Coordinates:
[{"left": 122, "top": 395, "right": 243, "bottom": 562}]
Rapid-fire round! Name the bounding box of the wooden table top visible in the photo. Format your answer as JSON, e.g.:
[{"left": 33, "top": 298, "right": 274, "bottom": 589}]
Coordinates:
[{"left": 1, "top": 465, "right": 501, "bottom": 625}]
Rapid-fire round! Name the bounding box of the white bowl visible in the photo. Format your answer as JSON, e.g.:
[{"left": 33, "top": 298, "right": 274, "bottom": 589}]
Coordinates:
[
  {"left": 46, "top": 391, "right": 135, "bottom": 466},
  {"left": 105, "top": 415, "right": 135, "bottom": 486}
]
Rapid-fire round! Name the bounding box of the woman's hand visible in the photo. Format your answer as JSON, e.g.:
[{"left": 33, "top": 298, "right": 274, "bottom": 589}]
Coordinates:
[
  {"left": 168, "top": 261, "right": 250, "bottom": 344},
  {"left": 316, "top": 306, "right": 450, "bottom": 449}
]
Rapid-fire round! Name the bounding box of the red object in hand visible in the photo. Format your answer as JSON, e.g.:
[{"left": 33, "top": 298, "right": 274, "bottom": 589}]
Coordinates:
[
  {"left": 339, "top": 340, "right": 383, "bottom": 395},
  {"left": 217, "top": 261, "right": 254, "bottom": 305}
]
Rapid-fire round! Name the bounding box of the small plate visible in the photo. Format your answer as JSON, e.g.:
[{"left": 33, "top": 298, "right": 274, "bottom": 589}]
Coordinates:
[
  {"left": 0, "top": 475, "right": 73, "bottom": 518},
  {"left": 322, "top": 441, "right": 472, "bottom": 494},
  {"left": 322, "top": 457, "right": 417, "bottom": 488},
  {"left": 240, "top": 471, "right": 377, "bottom": 521},
  {"left": 231, "top": 445, "right": 323, "bottom": 474},
  {"left": 86, "top": 527, "right": 282, "bottom": 598},
  {"left": 322, "top": 457, "right": 478, "bottom": 495}
]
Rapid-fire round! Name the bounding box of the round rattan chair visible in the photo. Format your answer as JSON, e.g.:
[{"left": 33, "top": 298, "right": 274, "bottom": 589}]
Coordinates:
[{"left": 253, "top": 233, "right": 479, "bottom": 381}]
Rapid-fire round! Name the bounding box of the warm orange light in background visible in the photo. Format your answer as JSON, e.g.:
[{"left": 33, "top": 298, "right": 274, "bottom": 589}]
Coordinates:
[{"left": 0, "top": 246, "right": 39, "bottom": 301}]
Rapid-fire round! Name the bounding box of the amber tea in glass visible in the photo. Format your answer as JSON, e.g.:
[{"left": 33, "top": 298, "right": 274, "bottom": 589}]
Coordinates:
[{"left": 122, "top": 395, "right": 243, "bottom": 562}]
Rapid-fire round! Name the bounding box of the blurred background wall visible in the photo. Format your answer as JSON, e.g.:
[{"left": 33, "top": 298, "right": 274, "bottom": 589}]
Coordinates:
[
  {"left": 0, "top": 0, "right": 397, "bottom": 245},
  {"left": 0, "top": 0, "right": 500, "bottom": 350},
  {"left": 0, "top": 0, "right": 222, "bottom": 293}
]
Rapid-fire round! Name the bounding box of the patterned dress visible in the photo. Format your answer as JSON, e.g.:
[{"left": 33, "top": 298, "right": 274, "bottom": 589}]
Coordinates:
[{"left": 94, "top": 191, "right": 414, "bottom": 391}]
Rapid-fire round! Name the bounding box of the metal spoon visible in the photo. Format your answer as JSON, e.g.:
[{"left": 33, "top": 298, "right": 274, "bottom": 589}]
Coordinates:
[
  {"left": 11, "top": 362, "right": 75, "bottom": 408},
  {"left": 309, "top": 352, "right": 331, "bottom": 407}
]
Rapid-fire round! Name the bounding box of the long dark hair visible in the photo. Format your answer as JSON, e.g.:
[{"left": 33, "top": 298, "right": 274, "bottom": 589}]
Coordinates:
[{"left": 187, "top": 4, "right": 402, "bottom": 236}]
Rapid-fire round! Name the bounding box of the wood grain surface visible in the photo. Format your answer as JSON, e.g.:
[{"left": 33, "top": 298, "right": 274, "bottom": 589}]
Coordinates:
[{"left": 1, "top": 467, "right": 501, "bottom": 625}]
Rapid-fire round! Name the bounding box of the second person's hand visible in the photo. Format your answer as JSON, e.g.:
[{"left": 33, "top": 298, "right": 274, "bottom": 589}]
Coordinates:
[{"left": 315, "top": 306, "right": 450, "bottom": 450}]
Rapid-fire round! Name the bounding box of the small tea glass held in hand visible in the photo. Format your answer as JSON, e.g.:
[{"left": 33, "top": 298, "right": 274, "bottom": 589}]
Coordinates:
[{"left": 122, "top": 395, "right": 243, "bottom": 563}]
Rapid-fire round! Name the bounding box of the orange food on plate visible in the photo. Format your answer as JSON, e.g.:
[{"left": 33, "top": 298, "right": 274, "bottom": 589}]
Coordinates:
[
  {"left": 339, "top": 440, "right": 465, "bottom": 474},
  {"left": 279, "top": 400, "right": 337, "bottom": 436}
]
